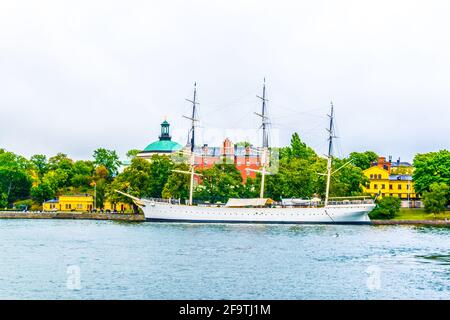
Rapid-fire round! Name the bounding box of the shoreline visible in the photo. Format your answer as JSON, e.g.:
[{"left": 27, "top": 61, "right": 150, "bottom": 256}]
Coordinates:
[
  {"left": 0, "top": 211, "right": 145, "bottom": 221},
  {"left": 1, "top": 211, "right": 450, "bottom": 225},
  {"left": 372, "top": 219, "right": 450, "bottom": 226}
]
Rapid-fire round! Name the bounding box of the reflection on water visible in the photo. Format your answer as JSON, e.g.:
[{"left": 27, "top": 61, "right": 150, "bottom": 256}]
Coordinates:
[
  {"left": 416, "top": 254, "right": 450, "bottom": 265},
  {"left": 0, "top": 219, "right": 449, "bottom": 299}
]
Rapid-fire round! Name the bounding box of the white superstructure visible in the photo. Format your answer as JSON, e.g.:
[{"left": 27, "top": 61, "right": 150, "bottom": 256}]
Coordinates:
[{"left": 138, "top": 199, "right": 374, "bottom": 224}]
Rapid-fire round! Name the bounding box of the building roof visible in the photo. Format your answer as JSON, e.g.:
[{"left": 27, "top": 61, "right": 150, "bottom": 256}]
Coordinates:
[
  {"left": 142, "top": 140, "right": 183, "bottom": 153},
  {"left": 193, "top": 146, "right": 259, "bottom": 157},
  {"left": 391, "top": 162, "right": 412, "bottom": 167},
  {"left": 389, "top": 174, "right": 413, "bottom": 181},
  {"left": 44, "top": 199, "right": 59, "bottom": 203}
]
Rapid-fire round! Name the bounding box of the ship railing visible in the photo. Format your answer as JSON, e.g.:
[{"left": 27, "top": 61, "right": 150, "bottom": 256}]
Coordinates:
[
  {"left": 275, "top": 198, "right": 374, "bottom": 207},
  {"left": 144, "top": 198, "right": 182, "bottom": 205},
  {"left": 326, "top": 199, "right": 374, "bottom": 206}
]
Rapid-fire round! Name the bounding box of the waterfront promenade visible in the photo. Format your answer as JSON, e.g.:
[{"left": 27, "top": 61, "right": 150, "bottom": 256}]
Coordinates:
[{"left": 0, "top": 211, "right": 145, "bottom": 221}]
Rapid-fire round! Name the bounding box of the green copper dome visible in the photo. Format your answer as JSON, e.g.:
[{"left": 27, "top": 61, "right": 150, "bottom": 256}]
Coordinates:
[
  {"left": 142, "top": 140, "right": 182, "bottom": 153},
  {"left": 141, "top": 119, "right": 183, "bottom": 153}
]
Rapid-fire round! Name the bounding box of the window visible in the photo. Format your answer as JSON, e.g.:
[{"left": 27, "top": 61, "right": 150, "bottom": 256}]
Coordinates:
[
  {"left": 407, "top": 184, "right": 410, "bottom": 190},
  {"left": 374, "top": 184, "right": 378, "bottom": 189},
  {"left": 370, "top": 174, "right": 374, "bottom": 179},
  {"left": 389, "top": 194, "right": 393, "bottom": 197},
  {"left": 389, "top": 184, "right": 393, "bottom": 190},
  {"left": 77, "top": 204, "right": 83, "bottom": 209},
  {"left": 398, "top": 184, "right": 402, "bottom": 190},
  {"left": 65, "top": 204, "right": 71, "bottom": 210},
  {"left": 381, "top": 184, "right": 385, "bottom": 189},
  {"left": 378, "top": 174, "right": 382, "bottom": 179}
]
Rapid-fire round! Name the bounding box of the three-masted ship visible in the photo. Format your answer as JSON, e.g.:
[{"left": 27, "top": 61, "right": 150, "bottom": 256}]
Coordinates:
[{"left": 118, "top": 81, "right": 375, "bottom": 224}]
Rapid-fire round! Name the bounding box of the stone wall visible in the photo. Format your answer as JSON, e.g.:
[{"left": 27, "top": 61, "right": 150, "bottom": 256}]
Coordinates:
[{"left": 0, "top": 211, "right": 145, "bottom": 221}]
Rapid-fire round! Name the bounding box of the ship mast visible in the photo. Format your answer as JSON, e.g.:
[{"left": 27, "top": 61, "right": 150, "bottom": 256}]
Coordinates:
[
  {"left": 256, "top": 78, "right": 269, "bottom": 198},
  {"left": 184, "top": 82, "right": 199, "bottom": 206},
  {"left": 324, "top": 102, "right": 334, "bottom": 206}
]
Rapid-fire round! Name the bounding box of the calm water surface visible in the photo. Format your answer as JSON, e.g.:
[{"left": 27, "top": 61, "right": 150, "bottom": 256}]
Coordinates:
[{"left": 0, "top": 219, "right": 449, "bottom": 299}]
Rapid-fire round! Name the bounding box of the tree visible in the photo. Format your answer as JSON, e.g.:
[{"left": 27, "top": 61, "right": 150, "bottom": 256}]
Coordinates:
[
  {"left": 92, "top": 165, "right": 109, "bottom": 209},
  {"left": 0, "top": 150, "right": 33, "bottom": 206},
  {"left": 70, "top": 160, "right": 95, "bottom": 188},
  {"left": 265, "top": 157, "right": 317, "bottom": 200},
  {"left": 329, "top": 158, "right": 368, "bottom": 197},
  {"left": 30, "top": 154, "right": 49, "bottom": 178},
  {"left": 93, "top": 148, "right": 121, "bottom": 178},
  {"left": 148, "top": 155, "right": 174, "bottom": 198},
  {"left": 280, "top": 133, "right": 316, "bottom": 160},
  {"left": 47, "top": 153, "right": 74, "bottom": 188},
  {"left": 369, "top": 197, "right": 401, "bottom": 219},
  {"left": 413, "top": 150, "right": 450, "bottom": 194},
  {"left": 31, "top": 181, "right": 56, "bottom": 204},
  {"left": 106, "top": 158, "right": 152, "bottom": 211},
  {"left": 162, "top": 163, "right": 190, "bottom": 200},
  {"left": 235, "top": 141, "right": 252, "bottom": 148},
  {"left": 126, "top": 149, "right": 141, "bottom": 159},
  {"left": 422, "top": 182, "right": 449, "bottom": 215},
  {"left": 348, "top": 151, "right": 378, "bottom": 170},
  {"left": 195, "top": 163, "right": 244, "bottom": 203}
]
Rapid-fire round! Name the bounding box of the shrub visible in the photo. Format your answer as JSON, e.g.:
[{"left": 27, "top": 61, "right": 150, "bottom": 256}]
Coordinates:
[
  {"left": 13, "top": 199, "right": 33, "bottom": 210},
  {"left": 369, "top": 196, "right": 401, "bottom": 219},
  {"left": 422, "top": 182, "right": 449, "bottom": 214}
]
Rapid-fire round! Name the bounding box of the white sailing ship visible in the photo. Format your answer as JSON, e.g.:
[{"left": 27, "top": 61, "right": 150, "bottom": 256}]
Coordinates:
[{"left": 118, "top": 81, "right": 375, "bottom": 224}]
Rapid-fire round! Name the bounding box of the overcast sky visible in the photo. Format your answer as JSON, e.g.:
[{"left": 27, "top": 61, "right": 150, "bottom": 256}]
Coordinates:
[{"left": 1, "top": 0, "right": 449, "bottom": 162}]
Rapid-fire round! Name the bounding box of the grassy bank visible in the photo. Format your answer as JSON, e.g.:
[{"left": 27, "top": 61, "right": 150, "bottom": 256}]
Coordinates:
[{"left": 393, "top": 208, "right": 450, "bottom": 220}]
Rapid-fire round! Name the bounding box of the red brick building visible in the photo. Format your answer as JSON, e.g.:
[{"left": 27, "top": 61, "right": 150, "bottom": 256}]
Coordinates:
[{"left": 193, "top": 138, "right": 261, "bottom": 182}]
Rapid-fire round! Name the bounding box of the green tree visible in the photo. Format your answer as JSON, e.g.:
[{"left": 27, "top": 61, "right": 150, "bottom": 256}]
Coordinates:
[
  {"left": 348, "top": 151, "right": 378, "bottom": 170},
  {"left": 195, "top": 163, "right": 244, "bottom": 203},
  {"left": 235, "top": 141, "right": 252, "bottom": 148},
  {"left": 92, "top": 165, "right": 109, "bottom": 209},
  {"left": 265, "top": 157, "right": 317, "bottom": 200},
  {"left": 413, "top": 150, "right": 450, "bottom": 194},
  {"left": 47, "top": 153, "right": 74, "bottom": 188},
  {"left": 93, "top": 148, "right": 121, "bottom": 178},
  {"left": 106, "top": 158, "right": 152, "bottom": 211},
  {"left": 148, "top": 155, "right": 174, "bottom": 198},
  {"left": 422, "top": 182, "right": 449, "bottom": 215},
  {"left": 70, "top": 160, "right": 95, "bottom": 188},
  {"left": 329, "top": 158, "right": 368, "bottom": 197},
  {"left": 31, "top": 181, "right": 56, "bottom": 204},
  {"left": 369, "top": 197, "right": 401, "bottom": 219},
  {"left": 162, "top": 163, "right": 190, "bottom": 200},
  {"left": 0, "top": 150, "right": 33, "bottom": 206},
  {"left": 280, "top": 133, "right": 316, "bottom": 160},
  {"left": 30, "top": 154, "right": 49, "bottom": 178},
  {"left": 126, "top": 149, "right": 141, "bottom": 159}
]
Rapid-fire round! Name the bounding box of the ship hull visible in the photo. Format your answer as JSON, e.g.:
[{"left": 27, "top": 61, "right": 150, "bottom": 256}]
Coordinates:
[{"left": 140, "top": 200, "right": 374, "bottom": 224}]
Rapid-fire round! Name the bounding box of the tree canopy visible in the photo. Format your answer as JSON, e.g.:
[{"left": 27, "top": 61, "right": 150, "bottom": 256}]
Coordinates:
[
  {"left": 413, "top": 150, "right": 450, "bottom": 195},
  {"left": 93, "top": 148, "right": 121, "bottom": 178},
  {"left": 422, "top": 182, "right": 449, "bottom": 214}
]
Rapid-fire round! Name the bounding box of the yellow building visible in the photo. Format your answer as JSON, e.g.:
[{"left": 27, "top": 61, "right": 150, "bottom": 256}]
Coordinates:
[
  {"left": 43, "top": 194, "right": 132, "bottom": 212},
  {"left": 362, "top": 157, "right": 418, "bottom": 200}
]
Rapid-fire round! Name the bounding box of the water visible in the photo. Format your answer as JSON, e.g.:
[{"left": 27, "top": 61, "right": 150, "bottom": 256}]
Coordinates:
[{"left": 0, "top": 219, "right": 449, "bottom": 299}]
